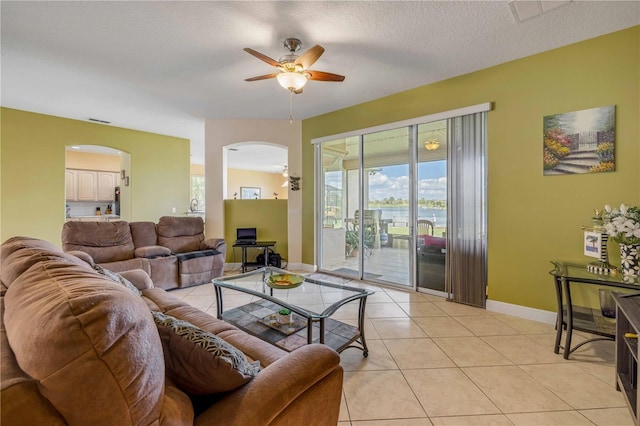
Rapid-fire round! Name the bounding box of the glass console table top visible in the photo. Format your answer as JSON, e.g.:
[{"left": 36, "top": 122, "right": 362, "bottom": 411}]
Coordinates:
[{"left": 550, "top": 261, "right": 640, "bottom": 287}]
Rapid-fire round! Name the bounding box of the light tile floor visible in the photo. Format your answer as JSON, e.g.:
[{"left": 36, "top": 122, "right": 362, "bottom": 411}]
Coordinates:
[{"left": 170, "top": 272, "right": 633, "bottom": 426}]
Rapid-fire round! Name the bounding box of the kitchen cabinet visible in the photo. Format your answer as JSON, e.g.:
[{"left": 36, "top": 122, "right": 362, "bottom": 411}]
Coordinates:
[
  {"left": 97, "top": 172, "right": 118, "bottom": 201},
  {"left": 76, "top": 170, "right": 97, "bottom": 201},
  {"left": 66, "top": 169, "right": 119, "bottom": 201},
  {"left": 65, "top": 170, "right": 77, "bottom": 201}
]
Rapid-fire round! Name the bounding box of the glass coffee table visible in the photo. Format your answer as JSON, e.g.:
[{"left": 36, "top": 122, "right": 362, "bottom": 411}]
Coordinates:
[{"left": 212, "top": 267, "right": 373, "bottom": 356}]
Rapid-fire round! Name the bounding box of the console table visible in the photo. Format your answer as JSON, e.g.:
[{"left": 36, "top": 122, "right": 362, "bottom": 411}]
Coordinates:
[
  {"left": 615, "top": 293, "right": 640, "bottom": 425},
  {"left": 550, "top": 261, "right": 640, "bottom": 359},
  {"left": 233, "top": 241, "right": 276, "bottom": 273}
]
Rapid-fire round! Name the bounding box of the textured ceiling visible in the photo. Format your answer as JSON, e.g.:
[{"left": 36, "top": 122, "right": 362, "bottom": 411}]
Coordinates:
[{"left": 2, "top": 1, "right": 638, "bottom": 166}]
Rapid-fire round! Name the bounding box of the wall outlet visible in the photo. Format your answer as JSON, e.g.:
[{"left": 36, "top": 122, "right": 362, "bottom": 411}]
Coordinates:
[{"left": 171, "top": 207, "right": 176, "bottom": 213}]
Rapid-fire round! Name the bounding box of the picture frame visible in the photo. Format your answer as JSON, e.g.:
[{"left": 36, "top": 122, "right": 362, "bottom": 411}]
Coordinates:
[
  {"left": 543, "top": 105, "right": 615, "bottom": 175},
  {"left": 241, "top": 187, "right": 261, "bottom": 199},
  {"left": 584, "top": 230, "right": 602, "bottom": 258}
]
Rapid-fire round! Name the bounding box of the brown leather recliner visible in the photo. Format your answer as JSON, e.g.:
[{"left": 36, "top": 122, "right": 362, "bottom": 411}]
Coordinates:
[{"left": 61, "top": 216, "right": 226, "bottom": 290}]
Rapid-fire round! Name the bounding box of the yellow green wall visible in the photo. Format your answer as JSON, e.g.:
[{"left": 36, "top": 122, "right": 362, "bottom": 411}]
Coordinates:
[
  {"left": 223, "top": 199, "right": 288, "bottom": 263},
  {"left": 1, "top": 108, "right": 191, "bottom": 246},
  {"left": 302, "top": 26, "right": 640, "bottom": 312}
]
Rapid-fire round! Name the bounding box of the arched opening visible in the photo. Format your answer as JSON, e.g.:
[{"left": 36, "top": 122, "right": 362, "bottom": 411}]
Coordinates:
[
  {"left": 223, "top": 142, "right": 289, "bottom": 200},
  {"left": 65, "top": 145, "right": 131, "bottom": 222}
]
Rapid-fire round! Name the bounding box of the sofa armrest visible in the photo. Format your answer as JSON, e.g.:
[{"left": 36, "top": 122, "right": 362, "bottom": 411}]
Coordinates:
[
  {"left": 200, "top": 238, "right": 225, "bottom": 251},
  {"left": 118, "top": 269, "right": 154, "bottom": 290},
  {"left": 194, "top": 344, "right": 342, "bottom": 426},
  {"left": 66, "top": 250, "right": 95, "bottom": 266},
  {"left": 134, "top": 245, "right": 172, "bottom": 258}
]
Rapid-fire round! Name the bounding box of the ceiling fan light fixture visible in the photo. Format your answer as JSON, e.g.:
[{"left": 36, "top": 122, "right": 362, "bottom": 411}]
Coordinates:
[
  {"left": 424, "top": 139, "right": 440, "bottom": 150},
  {"left": 282, "top": 166, "right": 288, "bottom": 177},
  {"left": 277, "top": 72, "right": 307, "bottom": 91}
]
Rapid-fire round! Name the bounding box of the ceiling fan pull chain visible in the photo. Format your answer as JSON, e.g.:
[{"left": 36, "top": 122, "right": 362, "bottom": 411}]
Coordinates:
[{"left": 288, "top": 88, "right": 294, "bottom": 124}]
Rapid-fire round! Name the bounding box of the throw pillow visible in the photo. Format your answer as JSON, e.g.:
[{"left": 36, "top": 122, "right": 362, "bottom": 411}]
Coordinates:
[
  {"left": 93, "top": 264, "right": 142, "bottom": 296},
  {"left": 151, "top": 311, "right": 260, "bottom": 395}
]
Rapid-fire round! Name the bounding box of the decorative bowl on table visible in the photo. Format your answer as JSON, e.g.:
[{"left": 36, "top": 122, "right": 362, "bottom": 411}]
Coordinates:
[{"left": 265, "top": 273, "right": 304, "bottom": 289}]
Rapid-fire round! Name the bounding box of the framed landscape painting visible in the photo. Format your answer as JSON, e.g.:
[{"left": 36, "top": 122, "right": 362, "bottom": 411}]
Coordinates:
[
  {"left": 241, "top": 187, "right": 261, "bottom": 199},
  {"left": 543, "top": 105, "right": 615, "bottom": 175}
]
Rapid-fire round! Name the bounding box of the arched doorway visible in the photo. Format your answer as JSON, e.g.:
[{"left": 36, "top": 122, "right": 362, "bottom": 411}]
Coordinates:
[
  {"left": 65, "top": 145, "right": 131, "bottom": 221},
  {"left": 223, "top": 142, "right": 289, "bottom": 200}
]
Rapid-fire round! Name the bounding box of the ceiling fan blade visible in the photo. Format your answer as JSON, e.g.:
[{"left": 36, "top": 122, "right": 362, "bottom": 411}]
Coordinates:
[
  {"left": 294, "top": 45, "right": 325, "bottom": 69},
  {"left": 245, "top": 73, "right": 278, "bottom": 82},
  {"left": 306, "top": 70, "right": 345, "bottom": 82},
  {"left": 243, "top": 48, "right": 280, "bottom": 67}
]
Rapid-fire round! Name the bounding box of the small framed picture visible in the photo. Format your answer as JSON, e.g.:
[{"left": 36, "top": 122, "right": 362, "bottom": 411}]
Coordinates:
[
  {"left": 584, "top": 231, "right": 602, "bottom": 258},
  {"left": 240, "top": 187, "right": 260, "bottom": 199}
]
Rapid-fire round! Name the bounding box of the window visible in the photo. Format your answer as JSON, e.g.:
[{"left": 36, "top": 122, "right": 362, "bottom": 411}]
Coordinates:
[{"left": 191, "top": 175, "right": 205, "bottom": 211}]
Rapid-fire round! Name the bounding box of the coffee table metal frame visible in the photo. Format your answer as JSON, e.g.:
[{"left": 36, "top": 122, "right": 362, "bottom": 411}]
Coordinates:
[{"left": 212, "top": 267, "right": 373, "bottom": 356}]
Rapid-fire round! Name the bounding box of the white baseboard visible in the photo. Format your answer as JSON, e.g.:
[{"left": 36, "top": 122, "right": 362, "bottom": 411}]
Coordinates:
[
  {"left": 222, "top": 263, "right": 556, "bottom": 326},
  {"left": 285, "top": 263, "right": 316, "bottom": 273},
  {"left": 486, "top": 299, "right": 556, "bottom": 325},
  {"left": 224, "top": 262, "right": 316, "bottom": 273}
]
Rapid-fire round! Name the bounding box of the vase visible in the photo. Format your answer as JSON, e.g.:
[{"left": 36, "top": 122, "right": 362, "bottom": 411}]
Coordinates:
[
  {"left": 277, "top": 313, "right": 292, "bottom": 325},
  {"left": 619, "top": 244, "right": 640, "bottom": 277}
]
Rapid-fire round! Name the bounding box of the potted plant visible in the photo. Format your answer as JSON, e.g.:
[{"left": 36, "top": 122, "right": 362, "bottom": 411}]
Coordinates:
[
  {"left": 345, "top": 229, "right": 359, "bottom": 257},
  {"left": 345, "top": 227, "right": 376, "bottom": 258},
  {"left": 277, "top": 308, "right": 292, "bottom": 324}
]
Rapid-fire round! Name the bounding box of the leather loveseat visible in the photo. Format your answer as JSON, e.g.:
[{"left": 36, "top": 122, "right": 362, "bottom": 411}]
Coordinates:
[
  {"left": 61, "top": 216, "right": 226, "bottom": 290},
  {"left": 0, "top": 236, "right": 343, "bottom": 425}
]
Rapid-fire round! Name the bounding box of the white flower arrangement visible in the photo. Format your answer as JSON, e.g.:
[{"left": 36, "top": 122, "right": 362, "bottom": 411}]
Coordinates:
[{"left": 603, "top": 204, "right": 640, "bottom": 245}]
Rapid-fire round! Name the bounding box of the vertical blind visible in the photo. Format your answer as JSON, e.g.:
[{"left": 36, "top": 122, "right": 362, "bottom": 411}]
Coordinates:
[{"left": 446, "top": 112, "right": 488, "bottom": 307}]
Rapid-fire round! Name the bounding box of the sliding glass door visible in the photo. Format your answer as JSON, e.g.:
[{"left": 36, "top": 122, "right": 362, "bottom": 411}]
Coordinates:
[
  {"left": 315, "top": 103, "right": 489, "bottom": 304},
  {"left": 317, "top": 129, "right": 412, "bottom": 287},
  {"left": 362, "top": 128, "right": 411, "bottom": 286},
  {"left": 416, "top": 121, "right": 448, "bottom": 294}
]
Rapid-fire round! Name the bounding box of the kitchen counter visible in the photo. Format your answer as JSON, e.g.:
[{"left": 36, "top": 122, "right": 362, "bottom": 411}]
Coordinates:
[{"left": 66, "top": 215, "right": 121, "bottom": 222}]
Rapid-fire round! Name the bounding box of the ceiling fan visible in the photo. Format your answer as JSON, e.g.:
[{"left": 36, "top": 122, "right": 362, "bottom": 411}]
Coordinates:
[{"left": 244, "top": 38, "right": 345, "bottom": 94}]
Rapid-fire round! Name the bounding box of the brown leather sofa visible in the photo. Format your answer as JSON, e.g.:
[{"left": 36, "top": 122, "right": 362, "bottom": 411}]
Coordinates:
[
  {"left": 61, "top": 216, "right": 226, "bottom": 290},
  {"left": 1, "top": 236, "right": 343, "bottom": 425}
]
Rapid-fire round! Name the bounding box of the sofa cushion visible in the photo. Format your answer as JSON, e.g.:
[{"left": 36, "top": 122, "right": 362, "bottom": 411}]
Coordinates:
[
  {"left": 4, "top": 256, "right": 165, "bottom": 426},
  {"left": 130, "top": 221, "right": 159, "bottom": 247},
  {"left": 62, "top": 221, "right": 135, "bottom": 263},
  {"left": 152, "top": 311, "right": 260, "bottom": 395},
  {"left": 157, "top": 216, "right": 205, "bottom": 253}
]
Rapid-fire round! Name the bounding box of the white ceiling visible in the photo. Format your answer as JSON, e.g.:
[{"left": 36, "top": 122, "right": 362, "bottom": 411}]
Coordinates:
[{"left": 2, "top": 1, "right": 638, "bottom": 167}]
